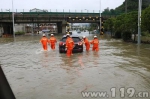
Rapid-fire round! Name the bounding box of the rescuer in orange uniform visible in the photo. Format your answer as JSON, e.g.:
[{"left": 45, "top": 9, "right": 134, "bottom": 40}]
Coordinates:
[
  {"left": 90, "top": 36, "right": 99, "bottom": 52},
  {"left": 49, "top": 34, "right": 57, "bottom": 50},
  {"left": 65, "top": 34, "right": 74, "bottom": 57},
  {"left": 82, "top": 36, "right": 90, "bottom": 51},
  {"left": 40, "top": 34, "right": 48, "bottom": 51}
]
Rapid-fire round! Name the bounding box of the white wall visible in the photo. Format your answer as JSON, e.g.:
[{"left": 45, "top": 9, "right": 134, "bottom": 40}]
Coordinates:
[{"left": 15, "top": 24, "right": 25, "bottom": 32}]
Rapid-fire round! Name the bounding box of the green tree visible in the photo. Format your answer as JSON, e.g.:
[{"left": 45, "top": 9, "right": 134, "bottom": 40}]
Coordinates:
[
  {"left": 89, "top": 23, "right": 97, "bottom": 30},
  {"left": 102, "top": 0, "right": 150, "bottom": 15},
  {"left": 114, "top": 14, "right": 126, "bottom": 32},
  {"left": 115, "top": 0, "right": 150, "bottom": 13},
  {"left": 110, "top": 9, "right": 115, "bottom": 15},
  {"left": 103, "top": 8, "right": 110, "bottom": 15},
  {"left": 114, "top": 12, "right": 138, "bottom": 40},
  {"left": 142, "top": 6, "right": 150, "bottom": 33},
  {"left": 104, "top": 11, "right": 138, "bottom": 40},
  {"left": 104, "top": 18, "right": 115, "bottom": 36},
  {"left": 125, "top": 11, "right": 138, "bottom": 41},
  {"left": 102, "top": 0, "right": 150, "bottom": 41}
]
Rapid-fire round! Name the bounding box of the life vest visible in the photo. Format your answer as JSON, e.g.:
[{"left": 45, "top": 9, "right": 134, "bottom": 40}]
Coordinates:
[
  {"left": 40, "top": 37, "right": 48, "bottom": 45},
  {"left": 84, "top": 38, "right": 90, "bottom": 46},
  {"left": 93, "top": 39, "right": 99, "bottom": 44},
  {"left": 49, "top": 37, "right": 56, "bottom": 44},
  {"left": 66, "top": 37, "right": 74, "bottom": 49},
  {"left": 92, "top": 39, "right": 99, "bottom": 47}
]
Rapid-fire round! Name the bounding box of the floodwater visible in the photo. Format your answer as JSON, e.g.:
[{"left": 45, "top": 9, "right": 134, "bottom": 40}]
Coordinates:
[{"left": 0, "top": 31, "right": 150, "bottom": 99}]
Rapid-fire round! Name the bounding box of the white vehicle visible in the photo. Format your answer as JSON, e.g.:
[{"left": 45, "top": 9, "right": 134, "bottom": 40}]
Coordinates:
[{"left": 77, "top": 30, "right": 81, "bottom": 33}]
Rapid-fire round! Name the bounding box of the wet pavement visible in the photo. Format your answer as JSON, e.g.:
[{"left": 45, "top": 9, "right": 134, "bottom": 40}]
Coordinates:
[{"left": 0, "top": 31, "right": 150, "bottom": 99}]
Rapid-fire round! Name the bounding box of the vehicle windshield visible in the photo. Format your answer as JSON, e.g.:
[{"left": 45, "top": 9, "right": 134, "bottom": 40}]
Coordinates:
[
  {"left": 73, "top": 37, "right": 80, "bottom": 42},
  {"left": 61, "top": 37, "right": 80, "bottom": 42},
  {"left": 62, "top": 37, "right": 67, "bottom": 42}
]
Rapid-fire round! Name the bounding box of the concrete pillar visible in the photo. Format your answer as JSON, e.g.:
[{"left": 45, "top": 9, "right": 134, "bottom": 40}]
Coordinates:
[
  {"left": 24, "top": 24, "right": 26, "bottom": 33},
  {"left": 57, "top": 22, "right": 62, "bottom": 34},
  {"left": 97, "top": 23, "right": 100, "bottom": 33},
  {"left": 57, "top": 21, "right": 67, "bottom": 34},
  {"left": 2, "top": 23, "right": 13, "bottom": 34},
  {"left": 32, "top": 23, "right": 34, "bottom": 34},
  {"left": 62, "top": 24, "right": 66, "bottom": 34},
  {"left": 37, "top": 23, "right": 39, "bottom": 34},
  {"left": 0, "top": 25, "right": 4, "bottom": 37}
]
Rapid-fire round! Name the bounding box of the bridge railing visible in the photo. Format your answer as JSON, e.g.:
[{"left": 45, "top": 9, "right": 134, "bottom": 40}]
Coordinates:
[
  {"left": 0, "top": 9, "right": 101, "bottom": 13},
  {"left": 0, "top": 9, "right": 121, "bottom": 17}
]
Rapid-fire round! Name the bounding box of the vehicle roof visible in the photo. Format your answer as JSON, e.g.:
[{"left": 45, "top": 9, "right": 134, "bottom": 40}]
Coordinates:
[{"left": 62, "top": 35, "right": 80, "bottom": 38}]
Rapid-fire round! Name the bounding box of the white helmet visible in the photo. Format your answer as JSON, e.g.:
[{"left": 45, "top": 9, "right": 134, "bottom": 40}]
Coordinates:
[
  {"left": 83, "top": 36, "right": 86, "bottom": 38},
  {"left": 66, "top": 34, "right": 70, "bottom": 36},
  {"left": 51, "top": 34, "right": 54, "bottom": 36},
  {"left": 43, "top": 34, "right": 46, "bottom": 36},
  {"left": 94, "top": 35, "right": 97, "bottom": 38}
]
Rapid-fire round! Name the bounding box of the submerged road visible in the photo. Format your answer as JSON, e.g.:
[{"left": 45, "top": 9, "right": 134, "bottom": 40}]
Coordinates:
[{"left": 0, "top": 31, "right": 150, "bottom": 99}]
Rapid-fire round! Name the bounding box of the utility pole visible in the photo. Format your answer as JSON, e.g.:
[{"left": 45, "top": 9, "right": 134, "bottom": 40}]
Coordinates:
[
  {"left": 12, "top": 0, "right": 15, "bottom": 40},
  {"left": 138, "top": 0, "right": 142, "bottom": 45},
  {"left": 99, "top": 0, "right": 101, "bottom": 34},
  {"left": 125, "top": 0, "right": 127, "bottom": 13}
]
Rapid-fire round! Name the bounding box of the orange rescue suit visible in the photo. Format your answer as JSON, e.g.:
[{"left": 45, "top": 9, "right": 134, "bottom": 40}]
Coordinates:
[
  {"left": 66, "top": 37, "right": 74, "bottom": 57},
  {"left": 90, "top": 38, "right": 99, "bottom": 51},
  {"left": 49, "top": 37, "right": 57, "bottom": 50},
  {"left": 83, "top": 38, "right": 90, "bottom": 51},
  {"left": 40, "top": 37, "right": 48, "bottom": 51}
]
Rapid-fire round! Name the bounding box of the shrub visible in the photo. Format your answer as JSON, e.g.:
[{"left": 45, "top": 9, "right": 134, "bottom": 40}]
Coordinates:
[
  {"left": 15, "top": 31, "right": 25, "bottom": 35},
  {"left": 114, "top": 31, "right": 122, "bottom": 38},
  {"left": 122, "top": 31, "right": 132, "bottom": 41},
  {"left": 141, "top": 31, "right": 150, "bottom": 37}
]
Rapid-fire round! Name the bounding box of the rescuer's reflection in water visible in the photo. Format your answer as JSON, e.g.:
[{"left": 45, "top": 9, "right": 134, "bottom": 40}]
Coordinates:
[{"left": 40, "top": 51, "right": 49, "bottom": 68}]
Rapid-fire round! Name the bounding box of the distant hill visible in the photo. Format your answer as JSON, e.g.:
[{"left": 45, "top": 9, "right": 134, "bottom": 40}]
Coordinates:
[
  {"left": 115, "top": 0, "right": 150, "bottom": 13},
  {"left": 102, "top": 0, "right": 150, "bottom": 15}
]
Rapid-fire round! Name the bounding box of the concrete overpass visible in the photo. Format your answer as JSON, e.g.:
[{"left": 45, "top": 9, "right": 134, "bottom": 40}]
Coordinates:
[{"left": 0, "top": 11, "right": 118, "bottom": 34}]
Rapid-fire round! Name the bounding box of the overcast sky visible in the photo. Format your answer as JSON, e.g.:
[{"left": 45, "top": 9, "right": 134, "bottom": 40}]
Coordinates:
[{"left": 0, "top": 0, "right": 125, "bottom": 12}]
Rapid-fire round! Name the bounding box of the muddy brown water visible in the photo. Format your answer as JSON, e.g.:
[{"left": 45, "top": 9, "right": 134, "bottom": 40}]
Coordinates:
[{"left": 0, "top": 31, "right": 150, "bottom": 99}]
